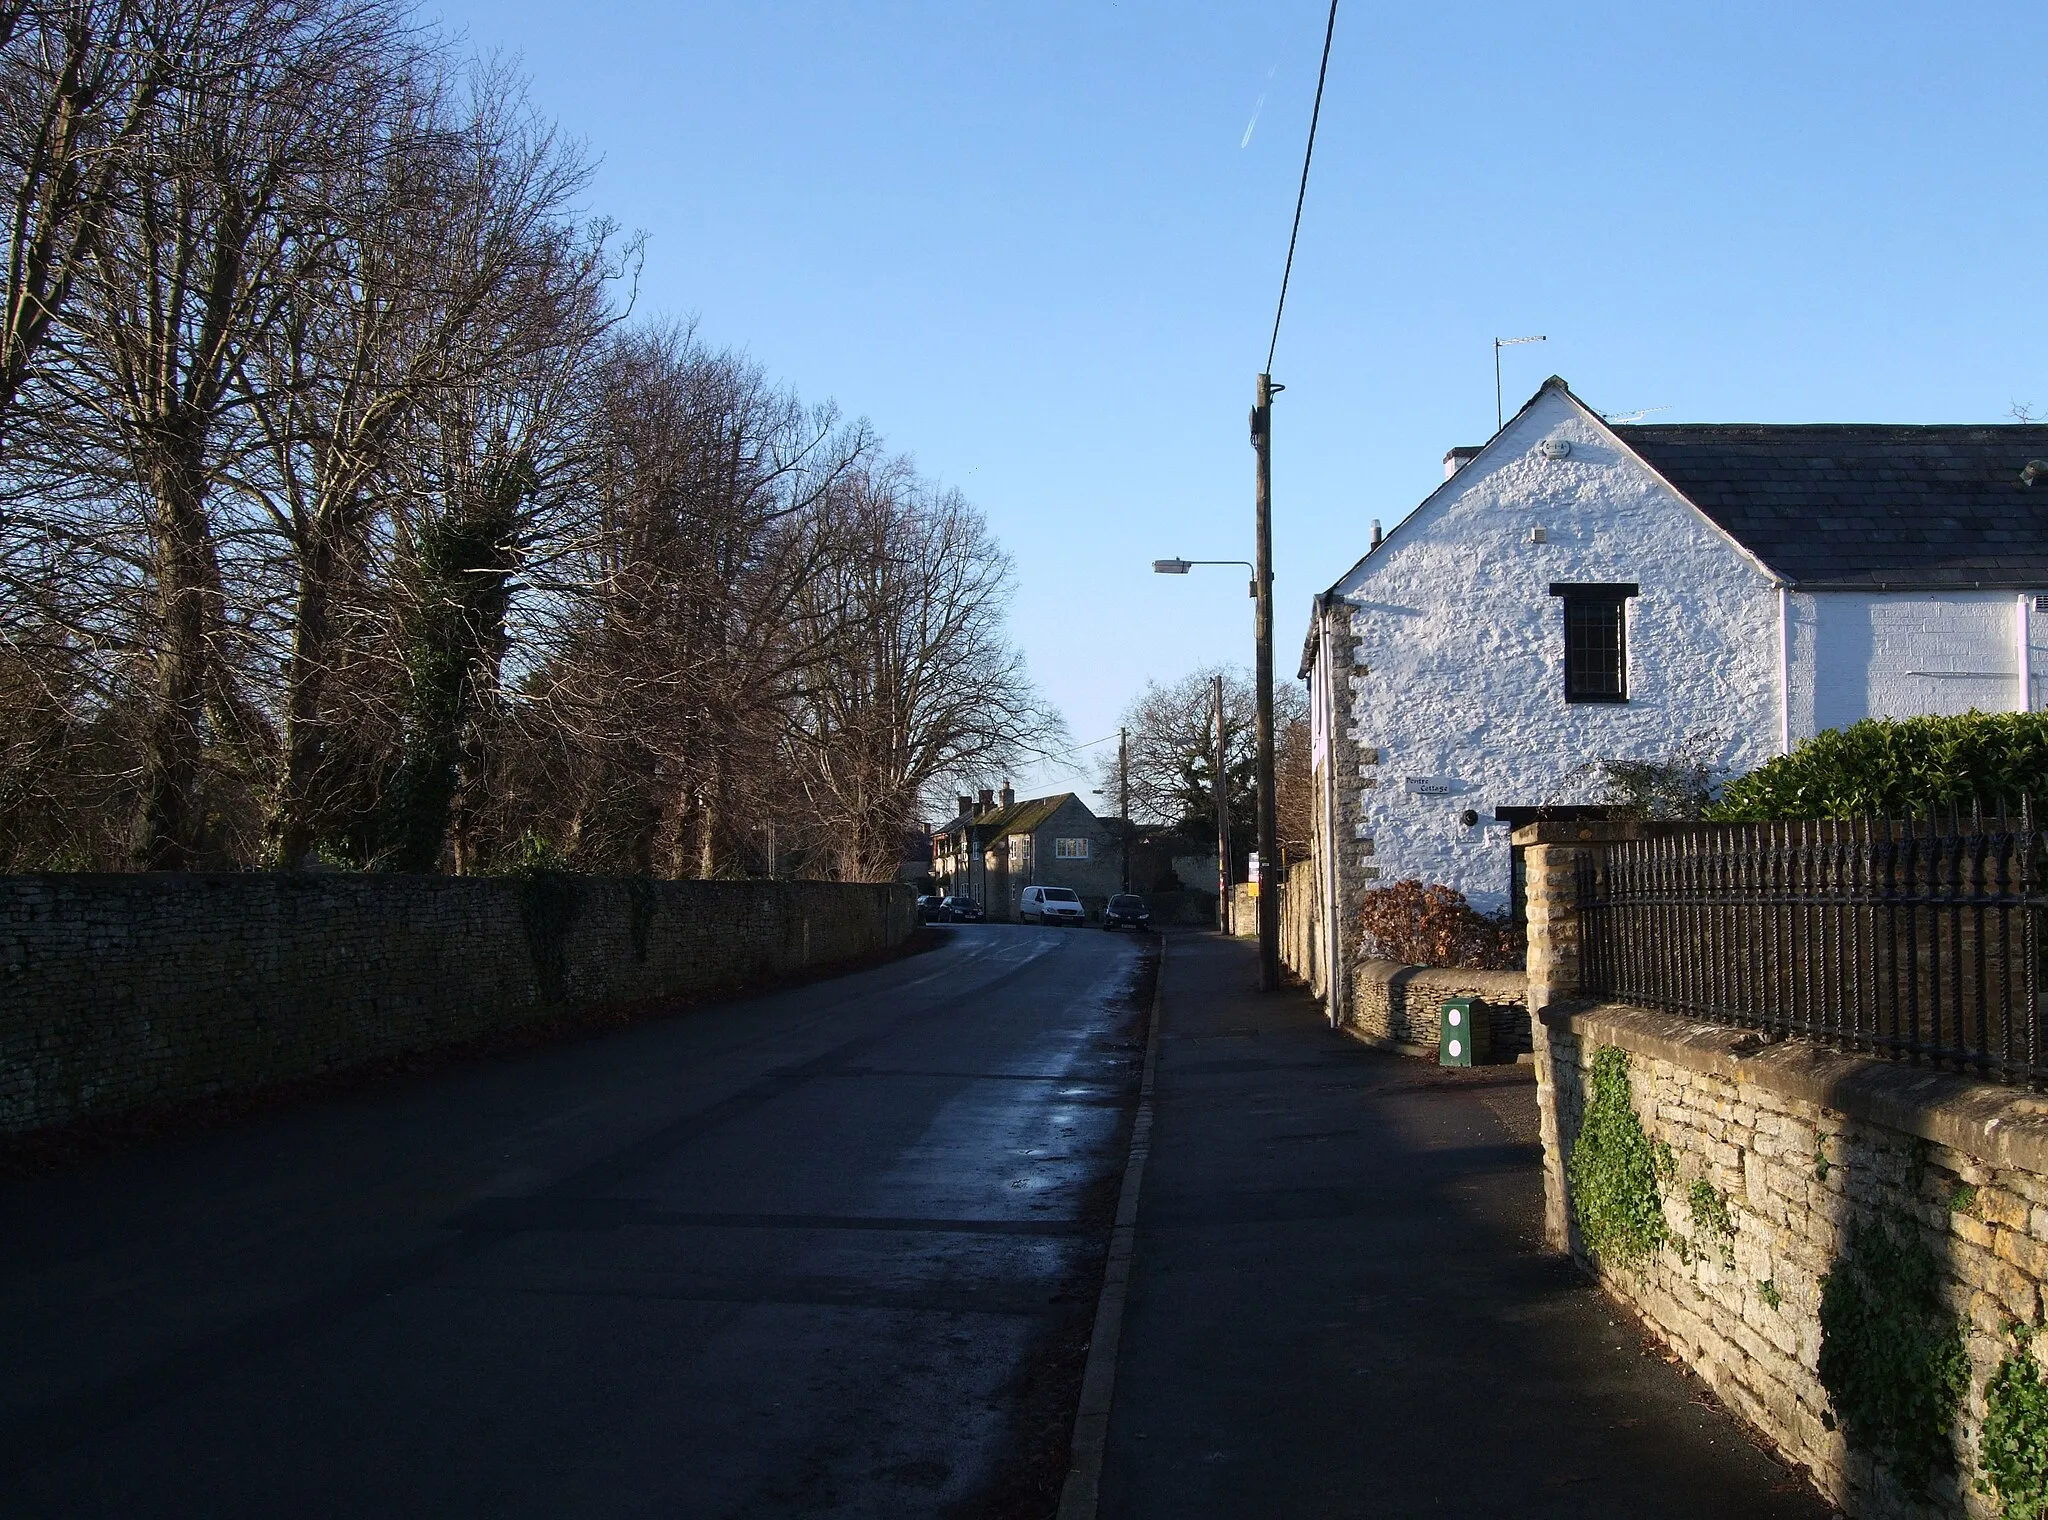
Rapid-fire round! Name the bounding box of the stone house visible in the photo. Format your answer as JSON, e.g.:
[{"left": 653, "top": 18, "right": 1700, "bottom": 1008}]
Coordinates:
[
  {"left": 931, "top": 788, "right": 1120, "bottom": 922},
  {"left": 1298, "top": 375, "right": 2048, "bottom": 1021}
]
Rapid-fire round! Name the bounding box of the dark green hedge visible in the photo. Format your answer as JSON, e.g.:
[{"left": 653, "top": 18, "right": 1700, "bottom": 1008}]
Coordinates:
[{"left": 1708, "top": 713, "right": 2048, "bottom": 823}]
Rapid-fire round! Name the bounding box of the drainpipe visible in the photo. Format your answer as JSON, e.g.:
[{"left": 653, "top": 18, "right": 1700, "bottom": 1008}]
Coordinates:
[
  {"left": 2019, "top": 592, "right": 2034, "bottom": 714},
  {"left": 1776, "top": 585, "right": 1792, "bottom": 755}
]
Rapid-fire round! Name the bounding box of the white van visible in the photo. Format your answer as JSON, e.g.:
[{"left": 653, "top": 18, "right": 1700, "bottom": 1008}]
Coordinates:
[{"left": 1020, "top": 886, "right": 1086, "bottom": 926}]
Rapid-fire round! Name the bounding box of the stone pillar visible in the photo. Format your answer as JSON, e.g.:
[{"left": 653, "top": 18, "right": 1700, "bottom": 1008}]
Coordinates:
[
  {"left": 1517, "top": 819, "right": 1678, "bottom": 1252},
  {"left": 1520, "top": 829, "right": 1588, "bottom": 1253}
]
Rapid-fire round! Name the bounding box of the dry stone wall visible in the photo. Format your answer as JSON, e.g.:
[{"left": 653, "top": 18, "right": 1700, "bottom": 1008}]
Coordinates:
[
  {"left": 1347, "top": 960, "right": 1529, "bottom": 1059},
  {"left": 0, "top": 874, "right": 915, "bottom": 1134}
]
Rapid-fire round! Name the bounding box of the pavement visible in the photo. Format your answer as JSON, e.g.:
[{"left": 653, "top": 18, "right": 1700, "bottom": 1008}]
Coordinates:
[
  {"left": 1099, "top": 930, "right": 1838, "bottom": 1519},
  {"left": 2, "top": 924, "right": 1151, "bottom": 1518}
]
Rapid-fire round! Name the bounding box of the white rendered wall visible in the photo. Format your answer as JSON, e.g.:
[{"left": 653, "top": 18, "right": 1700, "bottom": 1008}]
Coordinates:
[
  {"left": 1328, "top": 387, "right": 1784, "bottom": 912},
  {"left": 1787, "top": 591, "right": 2043, "bottom": 736}
]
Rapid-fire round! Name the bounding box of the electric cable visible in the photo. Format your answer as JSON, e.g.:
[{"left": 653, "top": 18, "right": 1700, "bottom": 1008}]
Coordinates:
[{"left": 1266, "top": 0, "right": 1340, "bottom": 375}]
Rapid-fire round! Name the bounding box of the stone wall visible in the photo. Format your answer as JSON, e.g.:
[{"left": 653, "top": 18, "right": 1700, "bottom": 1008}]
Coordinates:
[
  {"left": 0, "top": 874, "right": 915, "bottom": 1135},
  {"left": 1346, "top": 960, "right": 1529, "bottom": 1059},
  {"left": 1522, "top": 821, "right": 2048, "bottom": 1519},
  {"left": 1279, "top": 858, "right": 1324, "bottom": 998},
  {"left": 1226, "top": 882, "right": 1259, "bottom": 938}
]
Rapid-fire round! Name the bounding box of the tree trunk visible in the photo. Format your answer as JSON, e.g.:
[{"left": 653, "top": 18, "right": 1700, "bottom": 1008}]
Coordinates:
[
  {"left": 268, "top": 536, "right": 337, "bottom": 867},
  {"left": 131, "top": 441, "right": 214, "bottom": 870}
]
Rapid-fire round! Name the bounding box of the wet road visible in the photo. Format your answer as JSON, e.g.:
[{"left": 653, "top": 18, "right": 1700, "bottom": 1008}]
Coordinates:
[{"left": 3, "top": 924, "right": 1150, "bottom": 1518}]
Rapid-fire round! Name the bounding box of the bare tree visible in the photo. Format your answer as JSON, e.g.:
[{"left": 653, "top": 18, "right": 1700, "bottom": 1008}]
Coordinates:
[
  {"left": 1098, "top": 665, "right": 1304, "bottom": 869},
  {"left": 0, "top": 1, "right": 1061, "bottom": 881},
  {"left": 44, "top": 0, "right": 406, "bottom": 867},
  {"left": 789, "top": 463, "right": 1062, "bottom": 881},
  {"left": 237, "top": 58, "right": 626, "bottom": 866},
  {"left": 0, "top": 0, "right": 177, "bottom": 447}
]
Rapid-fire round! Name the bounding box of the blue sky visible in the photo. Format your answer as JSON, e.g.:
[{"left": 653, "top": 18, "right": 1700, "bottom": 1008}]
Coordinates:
[{"left": 426, "top": 0, "right": 2048, "bottom": 806}]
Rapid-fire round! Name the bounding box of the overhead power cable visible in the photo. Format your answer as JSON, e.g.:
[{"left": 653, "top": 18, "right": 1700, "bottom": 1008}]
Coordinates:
[{"left": 1266, "top": 0, "right": 1340, "bottom": 374}]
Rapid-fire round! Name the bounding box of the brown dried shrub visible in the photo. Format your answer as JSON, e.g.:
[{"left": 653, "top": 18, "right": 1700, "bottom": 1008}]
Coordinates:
[{"left": 1356, "top": 878, "right": 1522, "bottom": 971}]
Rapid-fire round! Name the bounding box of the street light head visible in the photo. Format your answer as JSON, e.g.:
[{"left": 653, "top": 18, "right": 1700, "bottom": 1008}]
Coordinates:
[{"left": 1152, "top": 558, "right": 1191, "bottom": 574}]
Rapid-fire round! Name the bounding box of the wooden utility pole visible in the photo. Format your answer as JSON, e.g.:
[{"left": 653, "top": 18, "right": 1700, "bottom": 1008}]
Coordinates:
[
  {"left": 1251, "top": 373, "right": 1281, "bottom": 990},
  {"left": 1213, "top": 673, "right": 1231, "bottom": 932},
  {"left": 1119, "top": 726, "right": 1130, "bottom": 892}
]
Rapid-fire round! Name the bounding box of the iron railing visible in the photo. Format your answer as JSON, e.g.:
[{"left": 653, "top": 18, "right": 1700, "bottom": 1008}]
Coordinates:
[{"left": 1575, "top": 803, "right": 2046, "bottom": 1086}]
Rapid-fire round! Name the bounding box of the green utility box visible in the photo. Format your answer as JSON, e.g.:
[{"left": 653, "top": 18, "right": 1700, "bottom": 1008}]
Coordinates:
[{"left": 1439, "top": 997, "right": 1491, "bottom": 1067}]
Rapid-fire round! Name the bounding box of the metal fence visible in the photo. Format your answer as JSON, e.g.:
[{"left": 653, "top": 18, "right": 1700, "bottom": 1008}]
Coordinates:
[{"left": 1575, "top": 804, "right": 2046, "bottom": 1086}]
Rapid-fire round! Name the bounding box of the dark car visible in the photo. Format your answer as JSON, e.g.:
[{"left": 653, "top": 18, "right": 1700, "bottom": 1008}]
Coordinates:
[
  {"left": 940, "top": 895, "right": 985, "bottom": 923},
  {"left": 1103, "top": 893, "right": 1152, "bottom": 932},
  {"left": 917, "top": 894, "right": 945, "bottom": 922}
]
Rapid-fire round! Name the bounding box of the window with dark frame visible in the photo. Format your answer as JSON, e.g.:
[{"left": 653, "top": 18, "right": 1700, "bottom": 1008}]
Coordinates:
[{"left": 1549, "top": 583, "right": 1637, "bottom": 703}]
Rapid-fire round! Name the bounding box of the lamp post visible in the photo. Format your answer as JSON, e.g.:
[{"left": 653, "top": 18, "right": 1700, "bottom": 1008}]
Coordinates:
[{"left": 1152, "top": 525, "right": 1279, "bottom": 990}]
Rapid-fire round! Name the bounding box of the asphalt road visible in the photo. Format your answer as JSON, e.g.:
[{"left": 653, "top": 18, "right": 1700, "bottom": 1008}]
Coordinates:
[{"left": 3, "top": 924, "right": 1152, "bottom": 1518}]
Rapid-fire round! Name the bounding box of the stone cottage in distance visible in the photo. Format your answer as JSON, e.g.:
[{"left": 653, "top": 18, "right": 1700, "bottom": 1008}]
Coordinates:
[
  {"left": 931, "top": 788, "right": 1120, "bottom": 922},
  {"left": 1299, "top": 376, "right": 2048, "bottom": 1022}
]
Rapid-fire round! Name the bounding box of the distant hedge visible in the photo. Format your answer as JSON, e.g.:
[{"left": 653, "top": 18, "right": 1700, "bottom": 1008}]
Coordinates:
[{"left": 1708, "top": 713, "right": 2048, "bottom": 822}]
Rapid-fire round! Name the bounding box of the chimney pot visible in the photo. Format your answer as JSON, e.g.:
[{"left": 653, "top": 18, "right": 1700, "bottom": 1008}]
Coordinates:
[{"left": 1370, "top": 518, "right": 1382, "bottom": 550}]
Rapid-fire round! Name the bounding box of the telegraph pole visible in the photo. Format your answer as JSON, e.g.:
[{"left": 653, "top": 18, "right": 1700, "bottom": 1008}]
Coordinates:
[
  {"left": 1250, "top": 374, "right": 1281, "bottom": 991},
  {"left": 1118, "top": 727, "right": 1130, "bottom": 892},
  {"left": 1213, "top": 673, "right": 1231, "bottom": 933}
]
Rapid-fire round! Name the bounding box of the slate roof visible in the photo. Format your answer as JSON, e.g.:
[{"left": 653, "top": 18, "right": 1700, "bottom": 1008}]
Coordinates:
[
  {"left": 1612, "top": 423, "right": 2048, "bottom": 589},
  {"left": 932, "top": 793, "right": 1079, "bottom": 843}
]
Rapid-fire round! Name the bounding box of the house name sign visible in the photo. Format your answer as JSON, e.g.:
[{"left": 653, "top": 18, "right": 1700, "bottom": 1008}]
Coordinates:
[{"left": 1404, "top": 776, "right": 1460, "bottom": 797}]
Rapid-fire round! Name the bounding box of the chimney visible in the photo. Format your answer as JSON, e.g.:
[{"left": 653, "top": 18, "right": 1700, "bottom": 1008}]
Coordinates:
[
  {"left": 1443, "top": 446, "right": 1483, "bottom": 480},
  {"left": 977, "top": 787, "right": 995, "bottom": 815},
  {"left": 957, "top": 794, "right": 973, "bottom": 818},
  {"left": 1369, "top": 518, "right": 1382, "bottom": 550},
  {"left": 1000, "top": 782, "right": 1015, "bottom": 808}
]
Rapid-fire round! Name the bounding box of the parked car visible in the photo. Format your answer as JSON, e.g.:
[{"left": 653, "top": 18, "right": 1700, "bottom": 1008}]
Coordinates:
[
  {"left": 1020, "top": 885, "right": 1086, "bottom": 926},
  {"left": 917, "top": 894, "right": 945, "bottom": 922},
  {"left": 940, "top": 895, "right": 985, "bottom": 923},
  {"left": 1102, "top": 893, "right": 1152, "bottom": 932}
]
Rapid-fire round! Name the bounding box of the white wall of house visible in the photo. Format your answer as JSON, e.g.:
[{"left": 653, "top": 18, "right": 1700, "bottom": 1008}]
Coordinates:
[
  {"left": 1321, "top": 386, "right": 1786, "bottom": 912},
  {"left": 1790, "top": 591, "right": 2044, "bottom": 735}
]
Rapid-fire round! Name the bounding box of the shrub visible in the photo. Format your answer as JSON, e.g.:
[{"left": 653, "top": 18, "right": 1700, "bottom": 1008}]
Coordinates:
[
  {"left": 1571, "top": 733, "right": 1720, "bottom": 820},
  {"left": 1709, "top": 712, "right": 2048, "bottom": 822},
  {"left": 1355, "top": 879, "right": 1521, "bottom": 970}
]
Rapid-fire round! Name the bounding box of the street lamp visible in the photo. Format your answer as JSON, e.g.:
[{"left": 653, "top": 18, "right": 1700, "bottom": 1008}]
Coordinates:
[{"left": 1153, "top": 557, "right": 1257, "bottom": 599}]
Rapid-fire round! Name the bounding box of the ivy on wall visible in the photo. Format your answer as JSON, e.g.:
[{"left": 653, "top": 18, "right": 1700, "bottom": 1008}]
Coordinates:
[
  {"left": 1817, "top": 1216, "right": 1969, "bottom": 1495},
  {"left": 1567, "top": 1046, "right": 1667, "bottom": 1268},
  {"left": 1982, "top": 1334, "right": 2048, "bottom": 1520}
]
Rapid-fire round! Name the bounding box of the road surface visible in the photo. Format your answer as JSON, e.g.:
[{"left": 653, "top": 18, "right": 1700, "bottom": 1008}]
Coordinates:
[{"left": 3, "top": 924, "right": 1150, "bottom": 1518}]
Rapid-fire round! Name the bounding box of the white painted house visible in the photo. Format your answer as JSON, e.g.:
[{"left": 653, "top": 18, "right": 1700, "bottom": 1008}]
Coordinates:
[{"left": 1299, "top": 376, "right": 2048, "bottom": 1018}]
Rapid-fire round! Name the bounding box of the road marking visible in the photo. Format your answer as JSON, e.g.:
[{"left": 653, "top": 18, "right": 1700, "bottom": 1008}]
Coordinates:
[{"left": 1056, "top": 937, "right": 1165, "bottom": 1520}]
